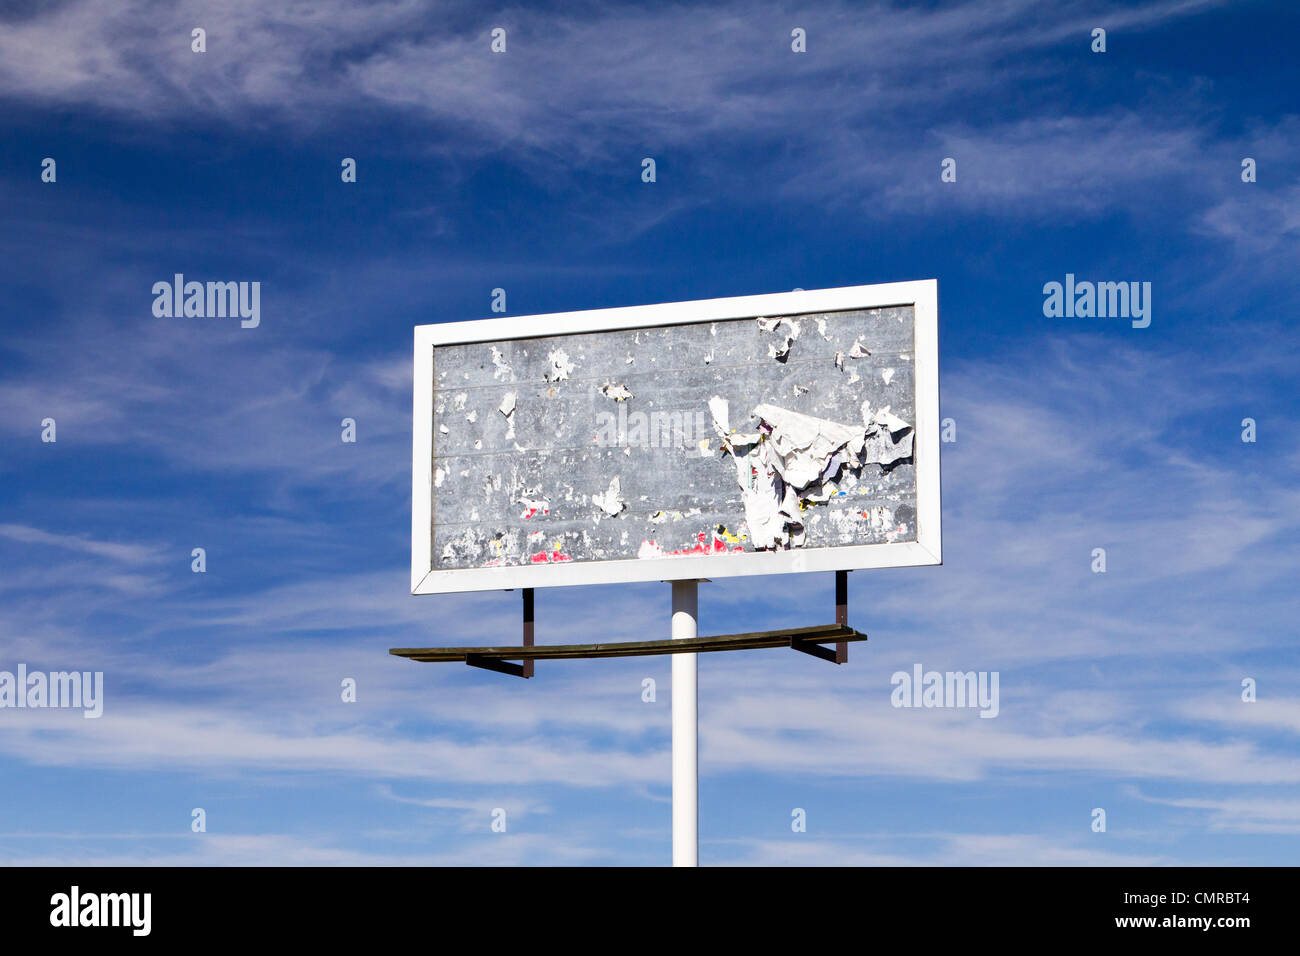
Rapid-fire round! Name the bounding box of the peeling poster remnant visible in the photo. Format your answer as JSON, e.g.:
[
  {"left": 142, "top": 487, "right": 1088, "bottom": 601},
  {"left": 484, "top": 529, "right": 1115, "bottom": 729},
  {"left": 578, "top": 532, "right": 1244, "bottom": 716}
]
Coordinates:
[
  {"left": 544, "top": 348, "right": 575, "bottom": 382},
  {"left": 430, "top": 305, "right": 917, "bottom": 569},
  {"left": 709, "top": 399, "right": 912, "bottom": 549},
  {"left": 599, "top": 382, "right": 634, "bottom": 402},
  {"left": 758, "top": 316, "right": 800, "bottom": 362},
  {"left": 592, "top": 476, "right": 626, "bottom": 517}
]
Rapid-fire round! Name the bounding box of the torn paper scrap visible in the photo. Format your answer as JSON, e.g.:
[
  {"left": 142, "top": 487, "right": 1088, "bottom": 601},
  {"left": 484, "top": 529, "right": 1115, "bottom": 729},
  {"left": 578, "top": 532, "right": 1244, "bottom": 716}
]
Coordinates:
[
  {"left": 708, "top": 395, "right": 730, "bottom": 437},
  {"left": 519, "top": 494, "right": 550, "bottom": 519},
  {"left": 599, "top": 382, "right": 634, "bottom": 402},
  {"left": 544, "top": 348, "right": 575, "bottom": 382},
  {"left": 861, "top": 402, "right": 911, "bottom": 437},
  {"left": 490, "top": 346, "right": 512, "bottom": 381},
  {"left": 758, "top": 316, "right": 800, "bottom": 362},
  {"left": 592, "top": 476, "right": 627, "bottom": 517},
  {"left": 708, "top": 395, "right": 761, "bottom": 446},
  {"left": 751, "top": 404, "right": 869, "bottom": 487}
]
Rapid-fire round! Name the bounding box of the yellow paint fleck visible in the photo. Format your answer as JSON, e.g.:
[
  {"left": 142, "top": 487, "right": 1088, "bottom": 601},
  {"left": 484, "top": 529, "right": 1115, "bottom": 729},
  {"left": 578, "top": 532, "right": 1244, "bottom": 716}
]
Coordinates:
[{"left": 715, "top": 525, "right": 743, "bottom": 545}]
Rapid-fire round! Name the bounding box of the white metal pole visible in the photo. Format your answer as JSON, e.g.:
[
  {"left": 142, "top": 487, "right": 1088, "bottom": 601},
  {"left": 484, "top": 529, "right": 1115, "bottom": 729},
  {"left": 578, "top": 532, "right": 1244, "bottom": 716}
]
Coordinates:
[{"left": 671, "top": 579, "right": 698, "bottom": 867}]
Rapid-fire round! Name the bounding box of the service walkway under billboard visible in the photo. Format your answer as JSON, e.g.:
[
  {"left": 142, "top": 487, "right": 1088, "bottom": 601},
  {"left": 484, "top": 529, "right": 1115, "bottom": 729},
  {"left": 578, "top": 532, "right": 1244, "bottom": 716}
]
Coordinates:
[{"left": 412, "top": 281, "right": 940, "bottom": 594}]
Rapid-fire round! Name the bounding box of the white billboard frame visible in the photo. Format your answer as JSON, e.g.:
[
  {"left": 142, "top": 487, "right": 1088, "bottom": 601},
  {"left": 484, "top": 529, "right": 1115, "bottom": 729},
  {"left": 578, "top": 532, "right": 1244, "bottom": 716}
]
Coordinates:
[{"left": 412, "top": 280, "right": 940, "bottom": 594}]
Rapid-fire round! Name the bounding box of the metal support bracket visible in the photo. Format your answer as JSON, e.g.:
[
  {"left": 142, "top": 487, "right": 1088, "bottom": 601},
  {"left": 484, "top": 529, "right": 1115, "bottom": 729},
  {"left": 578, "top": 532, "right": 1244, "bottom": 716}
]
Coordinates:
[
  {"left": 418, "top": 577, "right": 863, "bottom": 675},
  {"left": 790, "top": 638, "right": 840, "bottom": 663},
  {"left": 465, "top": 654, "right": 528, "bottom": 677},
  {"left": 835, "top": 568, "right": 849, "bottom": 664},
  {"left": 793, "top": 570, "right": 849, "bottom": 664},
  {"left": 466, "top": 588, "right": 534, "bottom": 679},
  {"left": 522, "top": 587, "right": 534, "bottom": 678}
]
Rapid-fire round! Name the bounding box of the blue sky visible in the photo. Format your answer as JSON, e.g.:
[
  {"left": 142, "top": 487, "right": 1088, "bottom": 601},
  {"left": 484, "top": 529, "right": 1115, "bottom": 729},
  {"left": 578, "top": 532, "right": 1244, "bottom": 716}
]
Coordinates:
[{"left": 1, "top": 0, "right": 1297, "bottom": 865}]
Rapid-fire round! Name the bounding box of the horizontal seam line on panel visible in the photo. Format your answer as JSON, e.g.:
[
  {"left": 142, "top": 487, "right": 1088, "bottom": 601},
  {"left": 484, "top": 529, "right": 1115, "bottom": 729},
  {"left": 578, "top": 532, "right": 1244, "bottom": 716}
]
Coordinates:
[{"left": 431, "top": 355, "right": 917, "bottom": 389}]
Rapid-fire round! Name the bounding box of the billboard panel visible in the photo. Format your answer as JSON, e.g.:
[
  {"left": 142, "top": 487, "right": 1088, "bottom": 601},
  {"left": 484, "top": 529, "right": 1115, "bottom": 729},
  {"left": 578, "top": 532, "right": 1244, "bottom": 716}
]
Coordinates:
[{"left": 413, "top": 281, "right": 939, "bottom": 593}]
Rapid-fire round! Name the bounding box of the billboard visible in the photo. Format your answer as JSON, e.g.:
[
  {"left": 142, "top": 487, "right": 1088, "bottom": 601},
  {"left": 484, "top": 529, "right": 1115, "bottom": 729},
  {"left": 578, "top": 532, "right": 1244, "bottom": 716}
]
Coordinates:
[{"left": 412, "top": 281, "right": 940, "bottom": 593}]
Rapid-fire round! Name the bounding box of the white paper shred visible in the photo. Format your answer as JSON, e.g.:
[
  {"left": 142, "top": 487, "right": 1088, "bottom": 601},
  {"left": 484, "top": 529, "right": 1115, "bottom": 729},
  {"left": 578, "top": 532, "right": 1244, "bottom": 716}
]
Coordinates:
[
  {"left": 519, "top": 496, "right": 549, "bottom": 519},
  {"left": 751, "top": 403, "right": 864, "bottom": 488},
  {"left": 490, "top": 346, "right": 512, "bottom": 381},
  {"left": 759, "top": 316, "right": 800, "bottom": 361},
  {"left": 707, "top": 395, "right": 731, "bottom": 437},
  {"left": 592, "top": 476, "right": 627, "bottom": 517},
  {"left": 544, "top": 348, "right": 575, "bottom": 382},
  {"left": 599, "top": 382, "right": 634, "bottom": 402},
  {"left": 497, "top": 391, "right": 517, "bottom": 440}
]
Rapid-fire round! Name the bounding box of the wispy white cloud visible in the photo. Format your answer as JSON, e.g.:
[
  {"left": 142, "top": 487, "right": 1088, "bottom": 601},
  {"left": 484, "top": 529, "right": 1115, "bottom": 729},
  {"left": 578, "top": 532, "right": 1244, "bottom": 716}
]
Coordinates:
[
  {"left": 0, "top": 0, "right": 1263, "bottom": 227},
  {"left": 1133, "top": 789, "right": 1300, "bottom": 835},
  {"left": 0, "top": 1, "right": 1225, "bottom": 128},
  {"left": 0, "top": 830, "right": 608, "bottom": 866},
  {"left": 0, "top": 523, "right": 160, "bottom": 564},
  {"left": 1179, "top": 698, "right": 1300, "bottom": 736},
  {"left": 712, "top": 831, "right": 1167, "bottom": 866}
]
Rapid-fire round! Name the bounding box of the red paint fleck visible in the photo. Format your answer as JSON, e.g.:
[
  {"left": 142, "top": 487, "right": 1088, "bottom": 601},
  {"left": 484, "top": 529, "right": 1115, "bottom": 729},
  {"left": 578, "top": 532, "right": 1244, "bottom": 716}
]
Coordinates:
[
  {"left": 530, "top": 550, "right": 572, "bottom": 564},
  {"left": 665, "top": 529, "right": 740, "bottom": 556},
  {"left": 641, "top": 530, "right": 748, "bottom": 559}
]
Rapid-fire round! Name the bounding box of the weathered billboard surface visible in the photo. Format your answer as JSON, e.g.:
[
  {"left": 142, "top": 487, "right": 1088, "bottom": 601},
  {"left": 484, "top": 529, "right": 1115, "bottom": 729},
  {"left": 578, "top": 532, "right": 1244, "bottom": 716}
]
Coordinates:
[{"left": 412, "top": 281, "right": 940, "bottom": 593}]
